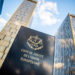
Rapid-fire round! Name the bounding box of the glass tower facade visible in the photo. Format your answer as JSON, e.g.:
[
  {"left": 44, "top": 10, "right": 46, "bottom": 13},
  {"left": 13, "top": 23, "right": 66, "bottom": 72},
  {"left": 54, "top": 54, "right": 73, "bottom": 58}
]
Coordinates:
[
  {"left": 54, "top": 14, "right": 75, "bottom": 75},
  {"left": 0, "top": 0, "right": 4, "bottom": 14}
]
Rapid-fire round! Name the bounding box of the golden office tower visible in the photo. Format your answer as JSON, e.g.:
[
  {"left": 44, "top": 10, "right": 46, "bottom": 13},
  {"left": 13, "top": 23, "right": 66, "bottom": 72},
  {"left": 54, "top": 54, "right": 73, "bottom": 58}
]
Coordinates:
[{"left": 0, "top": 0, "right": 37, "bottom": 68}]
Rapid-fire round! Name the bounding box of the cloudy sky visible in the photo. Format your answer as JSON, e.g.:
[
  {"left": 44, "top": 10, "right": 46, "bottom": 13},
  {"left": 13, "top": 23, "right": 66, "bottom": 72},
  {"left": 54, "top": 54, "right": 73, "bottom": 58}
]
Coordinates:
[{"left": 0, "top": 0, "right": 75, "bottom": 35}]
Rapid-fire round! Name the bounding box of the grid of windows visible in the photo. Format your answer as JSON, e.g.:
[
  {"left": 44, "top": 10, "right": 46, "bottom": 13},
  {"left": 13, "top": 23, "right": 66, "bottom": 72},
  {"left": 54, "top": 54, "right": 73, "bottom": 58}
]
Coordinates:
[{"left": 54, "top": 14, "right": 75, "bottom": 75}]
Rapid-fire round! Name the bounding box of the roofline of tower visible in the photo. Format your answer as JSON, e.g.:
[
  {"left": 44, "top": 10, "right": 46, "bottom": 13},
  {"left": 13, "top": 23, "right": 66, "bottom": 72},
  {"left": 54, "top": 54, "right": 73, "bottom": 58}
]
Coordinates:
[
  {"left": 69, "top": 13, "right": 75, "bottom": 17},
  {"left": 26, "top": 0, "right": 38, "bottom": 4}
]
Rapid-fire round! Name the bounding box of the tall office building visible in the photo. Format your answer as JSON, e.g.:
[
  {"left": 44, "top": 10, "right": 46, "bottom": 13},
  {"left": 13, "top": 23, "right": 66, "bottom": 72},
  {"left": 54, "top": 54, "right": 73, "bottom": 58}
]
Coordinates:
[
  {"left": 0, "top": 0, "right": 37, "bottom": 68},
  {"left": 54, "top": 14, "right": 75, "bottom": 75},
  {"left": 0, "top": 0, "right": 4, "bottom": 14}
]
